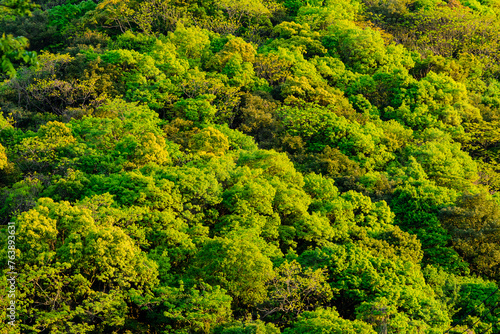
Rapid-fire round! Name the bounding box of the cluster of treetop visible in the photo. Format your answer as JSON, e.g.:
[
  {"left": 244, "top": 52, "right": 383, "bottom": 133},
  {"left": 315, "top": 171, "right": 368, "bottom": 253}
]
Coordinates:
[{"left": 2, "top": 0, "right": 500, "bottom": 333}]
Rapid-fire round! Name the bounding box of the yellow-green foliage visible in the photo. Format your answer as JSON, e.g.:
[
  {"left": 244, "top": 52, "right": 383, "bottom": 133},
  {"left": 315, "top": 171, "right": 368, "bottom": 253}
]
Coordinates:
[{"left": 3, "top": 0, "right": 500, "bottom": 333}]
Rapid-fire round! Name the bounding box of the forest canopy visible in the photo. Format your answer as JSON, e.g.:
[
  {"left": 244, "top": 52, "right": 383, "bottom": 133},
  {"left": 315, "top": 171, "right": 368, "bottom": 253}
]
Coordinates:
[{"left": 2, "top": 0, "right": 500, "bottom": 333}]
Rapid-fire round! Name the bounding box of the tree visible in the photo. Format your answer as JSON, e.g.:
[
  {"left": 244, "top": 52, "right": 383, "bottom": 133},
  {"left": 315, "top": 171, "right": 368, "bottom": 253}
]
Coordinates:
[
  {"left": 441, "top": 192, "right": 500, "bottom": 280},
  {"left": 259, "top": 260, "right": 333, "bottom": 324},
  {"left": 3, "top": 197, "right": 159, "bottom": 333},
  {"left": 298, "top": 243, "right": 451, "bottom": 331},
  {"left": 213, "top": 320, "right": 280, "bottom": 334},
  {"left": 189, "top": 229, "right": 276, "bottom": 307},
  {"left": 391, "top": 177, "right": 469, "bottom": 273},
  {"left": 0, "top": 33, "right": 36, "bottom": 77},
  {"left": 283, "top": 308, "right": 376, "bottom": 334},
  {"left": 408, "top": 129, "right": 478, "bottom": 189},
  {"left": 152, "top": 282, "right": 233, "bottom": 333},
  {"left": 0, "top": 0, "right": 37, "bottom": 76}
]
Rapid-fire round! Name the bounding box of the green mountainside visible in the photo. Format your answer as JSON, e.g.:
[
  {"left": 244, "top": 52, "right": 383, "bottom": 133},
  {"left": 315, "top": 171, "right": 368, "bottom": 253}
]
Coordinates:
[{"left": 2, "top": 0, "right": 500, "bottom": 332}]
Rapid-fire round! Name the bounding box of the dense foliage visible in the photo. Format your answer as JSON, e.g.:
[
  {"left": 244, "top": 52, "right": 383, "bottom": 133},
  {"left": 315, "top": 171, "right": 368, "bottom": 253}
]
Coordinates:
[{"left": 2, "top": 0, "right": 500, "bottom": 333}]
